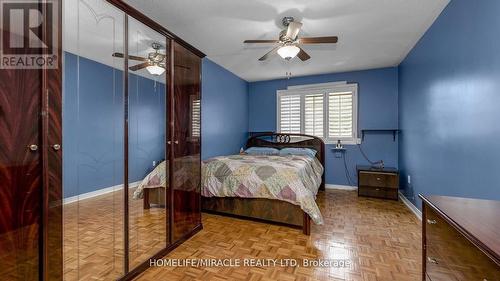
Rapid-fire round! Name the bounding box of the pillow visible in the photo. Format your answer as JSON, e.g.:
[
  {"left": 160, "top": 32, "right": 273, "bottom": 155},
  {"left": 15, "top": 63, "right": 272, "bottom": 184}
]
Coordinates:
[
  {"left": 279, "top": 148, "right": 317, "bottom": 158},
  {"left": 244, "top": 147, "right": 280, "bottom": 155}
]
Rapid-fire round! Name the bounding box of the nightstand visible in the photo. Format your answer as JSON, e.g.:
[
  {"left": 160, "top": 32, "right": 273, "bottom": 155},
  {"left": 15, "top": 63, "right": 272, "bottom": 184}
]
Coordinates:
[{"left": 357, "top": 165, "right": 399, "bottom": 200}]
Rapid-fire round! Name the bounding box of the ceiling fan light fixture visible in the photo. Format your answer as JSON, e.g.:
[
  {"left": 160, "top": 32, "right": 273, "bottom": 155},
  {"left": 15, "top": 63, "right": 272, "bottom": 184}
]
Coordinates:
[
  {"left": 146, "top": 64, "right": 165, "bottom": 76},
  {"left": 277, "top": 45, "right": 300, "bottom": 60}
]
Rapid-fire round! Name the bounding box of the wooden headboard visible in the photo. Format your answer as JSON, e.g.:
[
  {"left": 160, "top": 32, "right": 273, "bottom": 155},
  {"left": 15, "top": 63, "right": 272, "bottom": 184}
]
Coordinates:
[{"left": 246, "top": 133, "right": 325, "bottom": 190}]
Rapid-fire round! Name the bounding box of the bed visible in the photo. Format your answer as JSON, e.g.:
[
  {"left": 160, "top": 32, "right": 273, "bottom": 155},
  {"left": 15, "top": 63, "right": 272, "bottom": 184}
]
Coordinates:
[
  {"left": 132, "top": 155, "right": 199, "bottom": 208},
  {"left": 134, "top": 133, "right": 325, "bottom": 235}
]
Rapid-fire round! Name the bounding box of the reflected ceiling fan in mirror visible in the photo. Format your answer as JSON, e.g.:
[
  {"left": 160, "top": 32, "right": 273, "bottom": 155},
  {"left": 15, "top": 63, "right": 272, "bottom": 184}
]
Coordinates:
[
  {"left": 112, "top": 42, "right": 166, "bottom": 76},
  {"left": 244, "top": 17, "right": 338, "bottom": 61}
]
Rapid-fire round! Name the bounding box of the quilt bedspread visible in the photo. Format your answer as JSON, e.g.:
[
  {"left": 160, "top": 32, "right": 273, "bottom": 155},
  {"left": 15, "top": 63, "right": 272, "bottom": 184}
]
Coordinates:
[{"left": 201, "top": 154, "right": 324, "bottom": 224}]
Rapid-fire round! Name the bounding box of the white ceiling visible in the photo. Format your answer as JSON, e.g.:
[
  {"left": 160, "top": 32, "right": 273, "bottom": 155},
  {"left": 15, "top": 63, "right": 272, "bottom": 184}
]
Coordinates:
[
  {"left": 123, "top": 0, "right": 449, "bottom": 82},
  {"left": 65, "top": 0, "right": 449, "bottom": 82},
  {"left": 63, "top": 0, "right": 167, "bottom": 80}
]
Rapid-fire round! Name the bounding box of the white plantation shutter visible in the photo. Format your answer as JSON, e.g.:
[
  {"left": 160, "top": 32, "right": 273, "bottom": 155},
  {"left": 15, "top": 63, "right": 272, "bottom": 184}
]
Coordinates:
[
  {"left": 328, "top": 92, "right": 353, "bottom": 138},
  {"left": 304, "top": 94, "right": 324, "bottom": 137},
  {"left": 279, "top": 95, "right": 301, "bottom": 133},
  {"left": 191, "top": 98, "right": 201, "bottom": 137},
  {"left": 277, "top": 83, "right": 357, "bottom": 142}
]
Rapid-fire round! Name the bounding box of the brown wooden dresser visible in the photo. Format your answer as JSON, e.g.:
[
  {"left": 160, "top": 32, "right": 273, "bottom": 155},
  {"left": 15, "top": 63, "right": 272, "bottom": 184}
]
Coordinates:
[
  {"left": 357, "top": 165, "right": 399, "bottom": 200},
  {"left": 420, "top": 195, "right": 500, "bottom": 281}
]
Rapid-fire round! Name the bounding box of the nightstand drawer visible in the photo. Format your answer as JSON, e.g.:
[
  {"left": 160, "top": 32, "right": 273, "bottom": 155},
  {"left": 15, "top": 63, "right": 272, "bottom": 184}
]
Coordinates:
[
  {"left": 358, "top": 171, "right": 398, "bottom": 188},
  {"left": 358, "top": 186, "right": 398, "bottom": 200}
]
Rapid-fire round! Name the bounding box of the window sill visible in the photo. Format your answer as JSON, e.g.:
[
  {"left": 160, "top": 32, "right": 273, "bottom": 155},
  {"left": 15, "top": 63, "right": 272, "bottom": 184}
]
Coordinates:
[{"left": 324, "top": 138, "right": 361, "bottom": 145}]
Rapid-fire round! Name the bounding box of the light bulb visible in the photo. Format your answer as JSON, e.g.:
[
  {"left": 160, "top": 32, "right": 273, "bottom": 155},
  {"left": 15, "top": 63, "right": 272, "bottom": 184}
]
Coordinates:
[
  {"left": 277, "top": 45, "right": 300, "bottom": 60},
  {"left": 146, "top": 64, "right": 165, "bottom": 76}
]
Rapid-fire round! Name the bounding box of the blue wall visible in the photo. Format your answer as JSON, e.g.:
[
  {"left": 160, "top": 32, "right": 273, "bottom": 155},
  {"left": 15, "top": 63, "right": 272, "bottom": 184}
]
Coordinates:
[
  {"left": 248, "top": 68, "right": 399, "bottom": 185},
  {"left": 399, "top": 0, "right": 500, "bottom": 208},
  {"left": 63, "top": 52, "right": 165, "bottom": 198},
  {"left": 201, "top": 58, "right": 249, "bottom": 159},
  {"left": 128, "top": 67, "right": 167, "bottom": 184},
  {"left": 63, "top": 55, "right": 248, "bottom": 197}
]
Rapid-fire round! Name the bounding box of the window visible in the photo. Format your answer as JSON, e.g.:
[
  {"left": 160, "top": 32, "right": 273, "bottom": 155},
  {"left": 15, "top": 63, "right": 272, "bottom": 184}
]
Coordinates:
[
  {"left": 328, "top": 92, "right": 353, "bottom": 138},
  {"left": 304, "top": 94, "right": 324, "bottom": 137},
  {"left": 278, "top": 95, "right": 301, "bottom": 134},
  {"left": 190, "top": 96, "right": 200, "bottom": 138},
  {"left": 277, "top": 82, "right": 358, "bottom": 143}
]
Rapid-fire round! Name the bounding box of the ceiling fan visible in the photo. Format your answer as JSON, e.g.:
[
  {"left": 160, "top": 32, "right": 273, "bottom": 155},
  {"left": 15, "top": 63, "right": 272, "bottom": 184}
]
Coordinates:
[
  {"left": 244, "top": 17, "right": 338, "bottom": 61},
  {"left": 112, "top": 42, "right": 166, "bottom": 75}
]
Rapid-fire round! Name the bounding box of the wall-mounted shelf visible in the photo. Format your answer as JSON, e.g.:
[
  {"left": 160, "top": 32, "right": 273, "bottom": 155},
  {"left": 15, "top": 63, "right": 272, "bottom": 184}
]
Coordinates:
[
  {"left": 361, "top": 129, "right": 400, "bottom": 142},
  {"left": 248, "top": 131, "right": 274, "bottom": 137},
  {"left": 331, "top": 147, "right": 346, "bottom": 159}
]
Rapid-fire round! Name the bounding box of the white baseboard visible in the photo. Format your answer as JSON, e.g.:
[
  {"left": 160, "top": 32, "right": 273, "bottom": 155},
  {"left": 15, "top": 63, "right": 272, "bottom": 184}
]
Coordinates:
[
  {"left": 63, "top": 180, "right": 142, "bottom": 205},
  {"left": 325, "top": 184, "right": 357, "bottom": 191},
  {"left": 399, "top": 191, "right": 422, "bottom": 220}
]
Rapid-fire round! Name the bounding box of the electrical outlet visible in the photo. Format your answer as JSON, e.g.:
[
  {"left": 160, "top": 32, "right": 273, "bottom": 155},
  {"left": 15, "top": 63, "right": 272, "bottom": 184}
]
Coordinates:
[{"left": 407, "top": 175, "right": 411, "bottom": 184}]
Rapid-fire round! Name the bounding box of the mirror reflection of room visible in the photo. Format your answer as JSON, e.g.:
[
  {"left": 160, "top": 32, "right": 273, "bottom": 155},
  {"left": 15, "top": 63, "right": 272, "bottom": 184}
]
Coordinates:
[
  {"left": 62, "top": 0, "right": 168, "bottom": 279},
  {"left": 127, "top": 16, "right": 168, "bottom": 269},
  {"left": 62, "top": 0, "right": 125, "bottom": 280}
]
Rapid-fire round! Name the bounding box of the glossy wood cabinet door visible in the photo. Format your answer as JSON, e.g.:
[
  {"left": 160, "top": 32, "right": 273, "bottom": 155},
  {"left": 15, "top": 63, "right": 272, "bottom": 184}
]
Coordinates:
[
  {"left": 0, "top": 68, "right": 43, "bottom": 281},
  {"left": 0, "top": 1, "right": 62, "bottom": 279},
  {"left": 171, "top": 42, "right": 202, "bottom": 242}
]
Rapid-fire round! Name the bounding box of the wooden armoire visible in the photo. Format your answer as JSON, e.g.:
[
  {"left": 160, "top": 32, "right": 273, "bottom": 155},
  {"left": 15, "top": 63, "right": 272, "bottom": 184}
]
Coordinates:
[{"left": 0, "top": 0, "right": 203, "bottom": 280}]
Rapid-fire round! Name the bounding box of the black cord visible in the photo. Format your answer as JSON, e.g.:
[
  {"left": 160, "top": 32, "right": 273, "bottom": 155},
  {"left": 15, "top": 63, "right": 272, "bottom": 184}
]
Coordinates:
[
  {"left": 357, "top": 143, "right": 384, "bottom": 167},
  {"left": 341, "top": 144, "right": 385, "bottom": 187},
  {"left": 342, "top": 151, "right": 357, "bottom": 186}
]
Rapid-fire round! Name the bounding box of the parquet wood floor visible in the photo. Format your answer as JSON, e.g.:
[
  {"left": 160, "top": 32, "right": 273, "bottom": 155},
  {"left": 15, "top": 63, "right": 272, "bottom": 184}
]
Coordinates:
[
  {"left": 136, "top": 190, "right": 422, "bottom": 281},
  {"left": 63, "top": 188, "right": 167, "bottom": 281}
]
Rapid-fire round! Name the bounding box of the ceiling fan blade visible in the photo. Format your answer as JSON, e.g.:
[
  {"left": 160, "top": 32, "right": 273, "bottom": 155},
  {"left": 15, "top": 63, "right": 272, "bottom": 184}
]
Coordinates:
[
  {"left": 129, "top": 62, "right": 151, "bottom": 71},
  {"left": 300, "top": 36, "right": 338, "bottom": 44},
  {"left": 128, "top": 55, "right": 148, "bottom": 61},
  {"left": 244, "top": 40, "right": 279, "bottom": 44},
  {"left": 285, "top": 21, "right": 302, "bottom": 40},
  {"left": 112, "top": 52, "right": 148, "bottom": 61},
  {"left": 297, "top": 47, "right": 311, "bottom": 61},
  {"left": 258, "top": 45, "right": 281, "bottom": 61}
]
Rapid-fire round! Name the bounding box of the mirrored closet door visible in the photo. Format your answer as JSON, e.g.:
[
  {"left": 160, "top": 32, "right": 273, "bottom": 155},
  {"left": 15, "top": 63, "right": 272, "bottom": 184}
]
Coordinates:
[
  {"left": 0, "top": 0, "right": 202, "bottom": 279},
  {"left": 0, "top": 0, "right": 204, "bottom": 281},
  {"left": 62, "top": 0, "right": 174, "bottom": 279},
  {"left": 127, "top": 16, "right": 169, "bottom": 269},
  {"left": 62, "top": 0, "right": 125, "bottom": 280}
]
